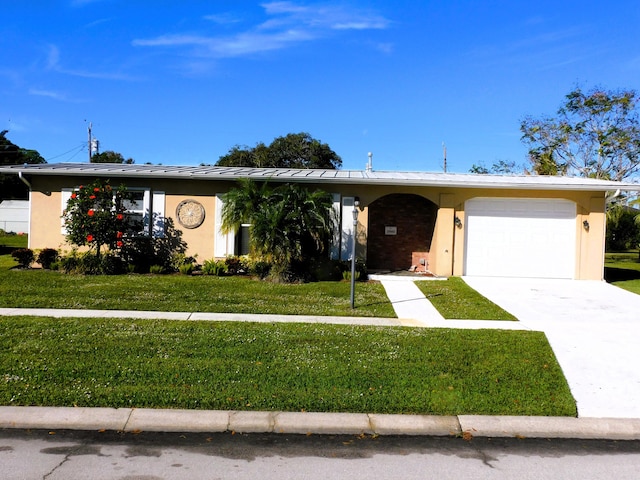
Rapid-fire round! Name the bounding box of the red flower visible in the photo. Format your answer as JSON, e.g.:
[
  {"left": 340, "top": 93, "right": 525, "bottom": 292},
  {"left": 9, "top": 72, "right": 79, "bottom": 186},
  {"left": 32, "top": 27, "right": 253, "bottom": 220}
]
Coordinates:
[
  {"left": 89, "top": 195, "right": 96, "bottom": 200},
  {"left": 87, "top": 234, "right": 94, "bottom": 242},
  {"left": 116, "top": 241, "right": 123, "bottom": 248},
  {"left": 88, "top": 209, "right": 95, "bottom": 216},
  {"left": 71, "top": 193, "right": 77, "bottom": 199},
  {"left": 79, "top": 185, "right": 84, "bottom": 189},
  {"left": 94, "top": 187, "right": 100, "bottom": 192},
  {"left": 116, "top": 231, "right": 123, "bottom": 238},
  {"left": 116, "top": 213, "right": 124, "bottom": 221}
]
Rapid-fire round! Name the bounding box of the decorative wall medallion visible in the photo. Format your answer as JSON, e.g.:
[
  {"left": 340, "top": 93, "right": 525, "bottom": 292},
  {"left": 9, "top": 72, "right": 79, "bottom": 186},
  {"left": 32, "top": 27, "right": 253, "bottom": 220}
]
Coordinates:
[{"left": 176, "top": 199, "right": 205, "bottom": 229}]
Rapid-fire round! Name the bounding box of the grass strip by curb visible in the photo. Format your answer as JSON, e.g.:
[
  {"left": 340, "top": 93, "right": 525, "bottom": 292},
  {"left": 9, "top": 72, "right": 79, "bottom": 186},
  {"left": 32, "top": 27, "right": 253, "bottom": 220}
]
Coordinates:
[{"left": 0, "top": 316, "right": 576, "bottom": 417}]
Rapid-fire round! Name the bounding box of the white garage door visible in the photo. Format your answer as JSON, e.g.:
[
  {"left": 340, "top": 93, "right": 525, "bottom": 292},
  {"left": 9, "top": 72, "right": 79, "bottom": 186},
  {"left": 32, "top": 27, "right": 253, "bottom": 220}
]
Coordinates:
[{"left": 464, "top": 198, "right": 576, "bottom": 279}]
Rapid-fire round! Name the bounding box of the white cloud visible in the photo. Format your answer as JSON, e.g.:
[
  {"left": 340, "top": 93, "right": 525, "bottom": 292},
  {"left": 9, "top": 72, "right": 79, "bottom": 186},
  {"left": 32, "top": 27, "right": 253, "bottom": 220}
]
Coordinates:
[
  {"left": 133, "top": 2, "right": 391, "bottom": 60},
  {"left": 44, "top": 43, "right": 139, "bottom": 81},
  {"left": 28, "top": 88, "right": 68, "bottom": 101}
]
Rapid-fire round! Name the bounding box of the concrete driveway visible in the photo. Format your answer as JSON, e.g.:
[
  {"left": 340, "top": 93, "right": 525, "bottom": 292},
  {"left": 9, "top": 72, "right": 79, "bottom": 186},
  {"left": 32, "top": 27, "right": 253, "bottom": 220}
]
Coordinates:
[{"left": 462, "top": 277, "right": 640, "bottom": 419}]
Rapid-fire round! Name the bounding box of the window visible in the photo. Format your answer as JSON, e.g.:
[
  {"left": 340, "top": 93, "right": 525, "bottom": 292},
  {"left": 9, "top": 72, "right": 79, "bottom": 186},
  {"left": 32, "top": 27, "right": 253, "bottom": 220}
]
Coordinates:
[
  {"left": 61, "top": 187, "right": 165, "bottom": 238},
  {"left": 122, "top": 189, "right": 150, "bottom": 236}
]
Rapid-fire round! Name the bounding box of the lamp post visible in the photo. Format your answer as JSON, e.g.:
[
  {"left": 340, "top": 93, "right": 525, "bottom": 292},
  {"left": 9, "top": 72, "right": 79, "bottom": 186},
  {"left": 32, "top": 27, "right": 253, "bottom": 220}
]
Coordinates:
[{"left": 350, "top": 197, "right": 360, "bottom": 309}]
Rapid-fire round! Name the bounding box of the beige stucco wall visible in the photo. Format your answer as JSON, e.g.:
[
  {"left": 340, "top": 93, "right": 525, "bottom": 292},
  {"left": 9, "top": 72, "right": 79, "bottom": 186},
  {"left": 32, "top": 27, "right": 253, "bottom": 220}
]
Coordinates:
[{"left": 25, "top": 174, "right": 608, "bottom": 280}]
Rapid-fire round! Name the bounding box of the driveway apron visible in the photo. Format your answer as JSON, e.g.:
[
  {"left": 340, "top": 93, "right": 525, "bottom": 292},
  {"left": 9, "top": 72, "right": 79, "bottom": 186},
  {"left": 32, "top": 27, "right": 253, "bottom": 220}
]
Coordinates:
[{"left": 462, "top": 277, "right": 640, "bottom": 419}]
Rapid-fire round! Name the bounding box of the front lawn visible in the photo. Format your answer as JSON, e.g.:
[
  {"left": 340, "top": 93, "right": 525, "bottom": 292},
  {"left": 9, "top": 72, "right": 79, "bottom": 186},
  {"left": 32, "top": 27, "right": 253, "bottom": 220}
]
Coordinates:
[
  {"left": 605, "top": 251, "right": 640, "bottom": 295},
  {"left": 0, "top": 316, "right": 576, "bottom": 416},
  {"left": 416, "top": 277, "right": 517, "bottom": 320},
  {"left": 0, "top": 267, "right": 395, "bottom": 317}
]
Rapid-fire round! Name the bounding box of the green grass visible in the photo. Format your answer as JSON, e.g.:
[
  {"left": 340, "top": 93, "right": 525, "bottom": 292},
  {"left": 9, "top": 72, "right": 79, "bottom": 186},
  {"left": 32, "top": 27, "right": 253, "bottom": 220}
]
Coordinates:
[
  {"left": 0, "top": 268, "right": 395, "bottom": 317},
  {"left": 0, "top": 316, "right": 576, "bottom": 416},
  {"left": 605, "top": 251, "right": 640, "bottom": 295},
  {"left": 0, "top": 232, "right": 28, "bottom": 253},
  {"left": 416, "top": 277, "right": 517, "bottom": 320}
]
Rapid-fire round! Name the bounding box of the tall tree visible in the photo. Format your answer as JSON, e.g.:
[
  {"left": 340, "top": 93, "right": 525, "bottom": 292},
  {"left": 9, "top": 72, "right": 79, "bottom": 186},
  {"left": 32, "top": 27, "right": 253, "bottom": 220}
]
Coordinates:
[
  {"left": 216, "top": 133, "right": 342, "bottom": 169},
  {"left": 520, "top": 87, "right": 640, "bottom": 180},
  {"left": 0, "top": 130, "right": 46, "bottom": 200},
  {"left": 91, "top": 150, "right": 134, "bottom": 164},
  {"left": 221, "top": 179, "right": 336, "bottom": 282}
]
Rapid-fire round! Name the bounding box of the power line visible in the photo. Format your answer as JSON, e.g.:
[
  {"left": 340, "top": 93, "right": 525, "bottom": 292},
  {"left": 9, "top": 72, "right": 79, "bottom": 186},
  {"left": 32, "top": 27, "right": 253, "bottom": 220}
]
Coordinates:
[{"left": 45, "top": 143, "right": 86, "bottom": 161}]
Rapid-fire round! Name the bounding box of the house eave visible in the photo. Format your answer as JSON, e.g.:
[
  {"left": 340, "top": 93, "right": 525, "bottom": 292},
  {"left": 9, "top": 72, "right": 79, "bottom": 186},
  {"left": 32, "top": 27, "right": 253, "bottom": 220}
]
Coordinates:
[{"left": 2, "top": 163, "right": 639, "bottom": 193}]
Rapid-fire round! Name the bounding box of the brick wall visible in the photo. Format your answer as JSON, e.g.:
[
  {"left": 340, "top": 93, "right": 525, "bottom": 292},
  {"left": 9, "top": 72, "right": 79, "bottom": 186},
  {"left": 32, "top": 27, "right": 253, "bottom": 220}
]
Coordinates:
[{"left": 367, "top": 194, "right": 438, "bottom": 271}]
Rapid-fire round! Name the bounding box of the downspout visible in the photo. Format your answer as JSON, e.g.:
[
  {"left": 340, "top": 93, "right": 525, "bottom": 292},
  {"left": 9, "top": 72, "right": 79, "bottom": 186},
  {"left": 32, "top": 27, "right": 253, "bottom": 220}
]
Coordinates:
[
  {"left": 18, "top": 171, "right": 32, "bottom": 245},
  {"left": 18, "top": 171, "right": 32, "bottom": 190}
]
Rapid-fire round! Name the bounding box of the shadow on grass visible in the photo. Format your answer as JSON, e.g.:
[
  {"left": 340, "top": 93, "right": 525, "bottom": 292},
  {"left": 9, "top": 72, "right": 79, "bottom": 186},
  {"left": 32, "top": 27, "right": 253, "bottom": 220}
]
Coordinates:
[
  {"left": 604, "top": 267, "right": 640, "bottom": 282},
  {"left": 0, "top": 246, "right": 17, "bottom": 255}
]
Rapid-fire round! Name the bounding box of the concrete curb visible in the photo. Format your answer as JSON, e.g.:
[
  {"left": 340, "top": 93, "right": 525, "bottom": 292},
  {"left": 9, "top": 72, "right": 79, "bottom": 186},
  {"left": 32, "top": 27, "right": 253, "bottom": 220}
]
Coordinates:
[{"left": 1, "top": 407, "right": 639, "bottom": 440}]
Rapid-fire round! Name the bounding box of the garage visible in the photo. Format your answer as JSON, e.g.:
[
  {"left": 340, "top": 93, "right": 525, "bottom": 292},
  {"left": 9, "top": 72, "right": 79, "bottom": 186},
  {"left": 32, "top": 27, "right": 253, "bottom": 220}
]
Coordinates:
[{"left": 464, "top": 198, "right": 576, "bottom": 279}]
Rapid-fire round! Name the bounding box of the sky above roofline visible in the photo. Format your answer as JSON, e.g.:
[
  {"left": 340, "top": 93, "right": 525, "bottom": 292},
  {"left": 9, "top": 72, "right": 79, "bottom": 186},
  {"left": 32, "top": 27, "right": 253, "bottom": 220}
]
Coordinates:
[{"left": 2, "top": 1, "right": 640, "bottom": 174}]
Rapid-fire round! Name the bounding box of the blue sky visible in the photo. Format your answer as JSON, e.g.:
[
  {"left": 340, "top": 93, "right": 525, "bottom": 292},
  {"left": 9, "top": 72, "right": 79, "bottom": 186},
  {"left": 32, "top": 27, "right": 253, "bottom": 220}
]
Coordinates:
[{"left": 2, "top": 1, "right": 640, "bottom": 172}]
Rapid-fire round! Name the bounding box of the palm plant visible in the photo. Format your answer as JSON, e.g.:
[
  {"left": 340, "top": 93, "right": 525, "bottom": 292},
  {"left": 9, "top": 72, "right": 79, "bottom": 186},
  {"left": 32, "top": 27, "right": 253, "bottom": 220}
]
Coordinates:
[{"left": 221, "top": 180, "right": 336, "bottom": 281}]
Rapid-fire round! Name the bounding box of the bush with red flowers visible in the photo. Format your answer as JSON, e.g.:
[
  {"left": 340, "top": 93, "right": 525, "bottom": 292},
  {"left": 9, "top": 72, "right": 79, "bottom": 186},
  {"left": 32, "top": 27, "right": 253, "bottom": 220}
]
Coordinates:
[{"left": 63, "top": 179, "right": 134, "bottom": 262}]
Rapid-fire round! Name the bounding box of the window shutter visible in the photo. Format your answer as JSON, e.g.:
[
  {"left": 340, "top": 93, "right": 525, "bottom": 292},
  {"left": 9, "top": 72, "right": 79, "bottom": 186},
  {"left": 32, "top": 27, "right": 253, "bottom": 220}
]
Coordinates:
[
  {"left": 330, "top": 193, "right": 341, "bottom": 260},
  {"left": 60, "top": 188, "right": 73, "bottom": 234},
  {"left": 341, "top": 197, "right": 355, "bottom": 261},
  {"left": 152, "top": 191, "right": 165, "bottom": 238},
  {"left": 215, "top": 193, "right": 235, "bottom": 257}
]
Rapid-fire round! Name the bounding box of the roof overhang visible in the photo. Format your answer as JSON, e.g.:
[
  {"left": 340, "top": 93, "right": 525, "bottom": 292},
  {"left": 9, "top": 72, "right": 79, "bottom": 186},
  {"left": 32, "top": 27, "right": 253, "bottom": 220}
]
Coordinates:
[{"left": 2, "top": 162, "right": 640, "bottom": 192}]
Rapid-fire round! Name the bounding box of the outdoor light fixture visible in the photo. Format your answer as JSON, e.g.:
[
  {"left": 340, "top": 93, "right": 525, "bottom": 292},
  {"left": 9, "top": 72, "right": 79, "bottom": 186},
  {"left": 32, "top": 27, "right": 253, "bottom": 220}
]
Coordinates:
[
  {"left": 454, "top": 216, "right": 462, "bottom": 228},
  {"left": 583, "top": 220, "right": 590, "bottom": 231},
  {"left": 350, "top": 197, "right": 360, "bottom": 309}
]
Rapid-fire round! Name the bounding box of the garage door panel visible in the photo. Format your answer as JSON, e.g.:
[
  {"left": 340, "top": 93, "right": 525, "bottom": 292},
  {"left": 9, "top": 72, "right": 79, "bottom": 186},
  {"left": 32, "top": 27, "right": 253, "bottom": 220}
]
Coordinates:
[{"left": 464, "top": 198, "right": 576, "bottom": 279}]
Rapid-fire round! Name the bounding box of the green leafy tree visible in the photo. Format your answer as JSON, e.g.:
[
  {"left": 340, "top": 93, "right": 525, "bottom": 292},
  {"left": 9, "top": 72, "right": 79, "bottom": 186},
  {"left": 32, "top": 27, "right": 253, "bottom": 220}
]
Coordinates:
[
  {"left": 606, "top": 204, "right": 640, "bottom": 251},
  {"left": 520, "top": 86, "right": 640, "bottom": 180},
  {"left": 221, "top": 179, "right": 337, "bottom": 281},
  {"left": 63, "top": 179, "right": 134, "bottom": 260},
  {"left": 0, "top": 130, "right": 46, "bottom": 200},
  {"left": 216, "top": 133, "right": 342, "bottom": 169},
  {"left": 91, "top": 150, "right": 134, "bottom": 164},
  {"left": 469, "top": 159, "right": 520, "bottom": 175}
]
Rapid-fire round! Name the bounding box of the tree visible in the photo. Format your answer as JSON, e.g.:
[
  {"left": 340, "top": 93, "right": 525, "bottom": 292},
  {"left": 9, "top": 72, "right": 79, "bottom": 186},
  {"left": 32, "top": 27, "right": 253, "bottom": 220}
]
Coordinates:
[
  {"left": 606, "top": 204, "right": 640, "bottom": 251},
  {"left": 0, "top": 130, "right": 46, "bottom": 200},
  {"left": 63, "top": 179, "right": 134, "bottom": 261},
  {"left": 520, "top": 86, "right": 640, "bottom": 180},
  {"left": 469, "top": 159, "right": 520, "bottom": 175},
  {"left": 91, "top": 150, "right": 134, "bottom": 164},
  {"left": 221, "top": 179, "right": 337, "bottom": 281},
  {"left": 216, "top": 133, "right": 342, "bottom": 169}
]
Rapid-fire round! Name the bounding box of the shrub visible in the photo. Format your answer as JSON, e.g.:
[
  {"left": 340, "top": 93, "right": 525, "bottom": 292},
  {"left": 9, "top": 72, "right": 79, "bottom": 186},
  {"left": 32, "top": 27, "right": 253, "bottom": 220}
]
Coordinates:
[
  {"left": 99, "top": 252, "right": 125, "bottom": 275},
  {"left": 179, "top": 263, "right": 194, "bottom": 275},
  {"left": 225, "top": 255, "right": 248, "bottom": 275},
  {"left": 149, "top": 265, "right": 165, "bottom": 274},
  {"left": 36, "top": 248, "right": 59, "bottom": 269},
  {"left": 170, "top": 253, "right": 198, "bottom": 273},
  {"left": 246, "top": 257, "right": 272, "bottom": 279},
  {"left": 202, "top": 259, "right": 227, "bottom": 276},
  {"left": 11, "top": 248, "right": 34, "bottom": 268},
  {"left": 59, "top": 251, "right": 82, "bottom": 273}
]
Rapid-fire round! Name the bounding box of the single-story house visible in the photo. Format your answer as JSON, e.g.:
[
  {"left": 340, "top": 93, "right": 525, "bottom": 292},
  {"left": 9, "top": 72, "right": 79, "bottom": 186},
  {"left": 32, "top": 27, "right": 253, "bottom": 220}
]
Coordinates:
[
  {"left": 2, "top": 162, "right": 639, "bottom": 280},
  {"left": 0, "top": 199, "right": 29, "bottom": 234}
]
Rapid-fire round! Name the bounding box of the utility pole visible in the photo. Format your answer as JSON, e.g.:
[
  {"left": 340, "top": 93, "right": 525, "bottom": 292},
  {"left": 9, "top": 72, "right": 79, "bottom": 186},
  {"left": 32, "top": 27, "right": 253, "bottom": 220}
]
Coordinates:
[
  {"left": 442, "top": 142, "right": 447, "bottom": 173},
  {"left": 88, "top": 122, "right": 93, "bottom": 162}
]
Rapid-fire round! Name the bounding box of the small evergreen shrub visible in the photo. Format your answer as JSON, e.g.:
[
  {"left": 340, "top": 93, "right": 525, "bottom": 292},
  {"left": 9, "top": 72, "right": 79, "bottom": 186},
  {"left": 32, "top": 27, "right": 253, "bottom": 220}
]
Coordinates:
[
  {"left": 36, "top": 248, "right": 59, "bottom": 269},
  {"left": 149, "top": 265, "right": 165, "bottom": 274},
  {"left": 11, "top": 248, "right": 34, "bottom": 268}
]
